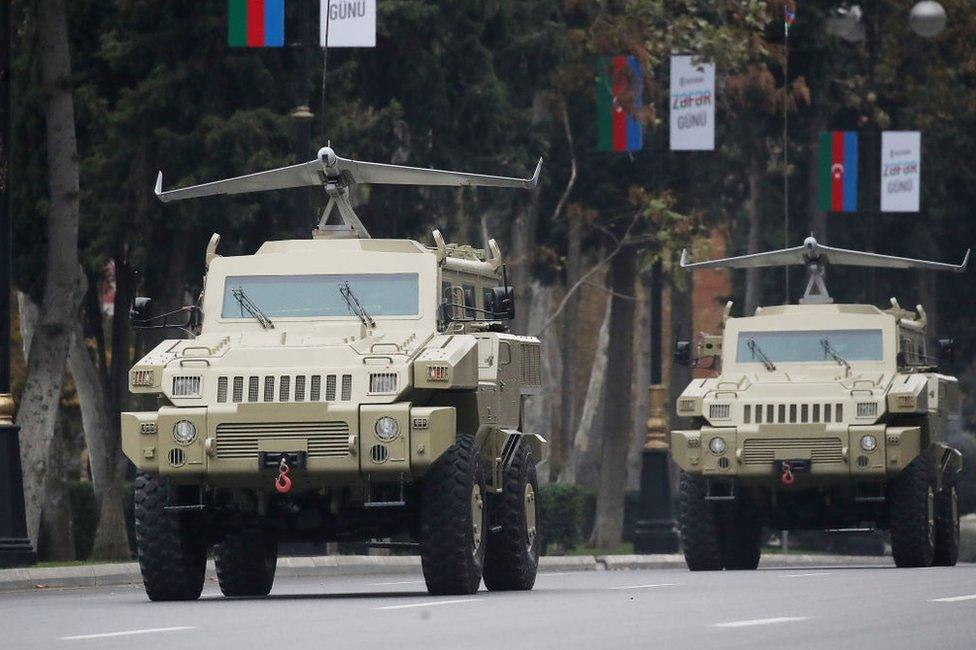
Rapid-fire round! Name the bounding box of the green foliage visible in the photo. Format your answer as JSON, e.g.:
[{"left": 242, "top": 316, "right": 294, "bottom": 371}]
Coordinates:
[
  {"left": 538, "top": 483, "right": 594, "bottom": 553},
  {"left": 67, "top": 481, "right": 135, "bottom": 561}
]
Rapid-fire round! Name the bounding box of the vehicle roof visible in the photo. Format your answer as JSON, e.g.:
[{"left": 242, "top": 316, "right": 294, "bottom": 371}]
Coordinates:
[{"left": 255, "top": 238, "right": 430, "bottom": 256}]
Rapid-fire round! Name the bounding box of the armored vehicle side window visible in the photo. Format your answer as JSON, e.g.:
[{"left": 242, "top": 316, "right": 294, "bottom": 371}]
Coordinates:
[
  {"left": 221, "top": 273, "right": 420, "bottom": 319},
  {"left": 462, "top": 284, "right": 476, "bottom": 317},
  {"left": 483, "top": 287, "right": 495, "bottom": 316},
  {"left": 499, "top": 341, "right": 512, "bottom": 366},
  {"left": 736, "top": 329, "right": 883, "bottom": 364}
]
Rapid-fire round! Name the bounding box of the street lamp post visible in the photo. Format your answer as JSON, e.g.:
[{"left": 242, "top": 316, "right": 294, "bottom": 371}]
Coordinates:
[
  {"left": 632, "top": 260, "right": 679, "bottom": 553},
  {"left": 0, "top": 0, "right": 37, "bottom": 568}
]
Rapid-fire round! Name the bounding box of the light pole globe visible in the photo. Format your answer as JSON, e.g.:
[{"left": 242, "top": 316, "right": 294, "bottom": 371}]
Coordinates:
[{"left": 909, "top": 1, "right": 947, "bottom": 38}]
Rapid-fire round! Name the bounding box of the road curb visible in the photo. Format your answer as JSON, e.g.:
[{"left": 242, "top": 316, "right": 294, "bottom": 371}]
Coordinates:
[{"left": 0, "top": 553, "right": 897, "bottom": 593}]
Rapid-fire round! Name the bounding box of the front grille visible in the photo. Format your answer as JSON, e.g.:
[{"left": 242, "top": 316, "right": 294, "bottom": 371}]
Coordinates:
[
  {"left": 214, "top": 421, "right": 351, "bottom": 459},
  {"left": 521, "top": 344, "right": 542, "bottom": 384},
  {"left": 744, "top": 402, "right": 846, "bottom": 424},
  {"left": 741, "top": 437, "right": 844, "bottom": 465},
  {"left": 369, "top": 372, "right": 398, "bottom": 394},
  {"left": 216, "top": 374, "right": 355, "bottom": 404}
]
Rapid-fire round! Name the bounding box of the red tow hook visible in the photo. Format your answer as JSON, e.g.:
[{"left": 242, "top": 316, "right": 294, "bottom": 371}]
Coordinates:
[
  {"left": 275, "top": 457, "right": 293, "bottom": 494},
  {"left": 780, "top": 461, "right": 795, "bottom": 486}
]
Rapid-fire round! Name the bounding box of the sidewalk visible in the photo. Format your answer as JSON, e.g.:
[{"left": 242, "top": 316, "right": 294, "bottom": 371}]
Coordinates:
[{"left": 0, "top": 553, "right": 896, "bottom": 593}]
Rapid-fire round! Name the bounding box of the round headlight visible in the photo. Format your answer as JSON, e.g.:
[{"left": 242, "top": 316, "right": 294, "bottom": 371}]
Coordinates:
[
  {"left": 708, "top": 437, "right": 727, "bottom": 455},
  {"left": 375, "top": 416, "right": 400, "bottom": 442},
  {"left": 860, "top": 434, "right": 878, "bottom": 452},
  {"left": 172, "top": 420, "right": 197, "bottom": 446}
]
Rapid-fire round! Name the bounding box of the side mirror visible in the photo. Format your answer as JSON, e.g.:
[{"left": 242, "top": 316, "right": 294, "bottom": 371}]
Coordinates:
[
  {"left": 491, "top": 286, "right": 516, "bottom": 321},
  {"left": 130, "top": 297, "right": 152, "bottom": 325},
  {"left": 674, "top": 340, "right": 693, "bottom": 367},
  {"left": 938, "top": 338, "right": 955, "bottom": 365}
]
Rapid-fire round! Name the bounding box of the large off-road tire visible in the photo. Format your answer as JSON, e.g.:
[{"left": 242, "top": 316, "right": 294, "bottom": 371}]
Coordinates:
[
  {"left": 419, "top": 434, "right": 487, "bottom": 595},
  {"left": 719, "top": 506, "right": 763, "bottom": 571},
  {"left": 483, "top": 443, "right": 539, "bottom": 591},
  {"left": 214, "top": 529, "right": 278, "bottom": 597},
  {"left": 677, "top": 472, "right": 724, "bottom": 571},
  {"left": 134, "top": 472, "right": 208, "bottom": 601},
  {"left": 888, "top": 454, "right": 935, "bottom": 568},
  {"left": 933, "top": 485, "right": 959, "bottom": 567}
]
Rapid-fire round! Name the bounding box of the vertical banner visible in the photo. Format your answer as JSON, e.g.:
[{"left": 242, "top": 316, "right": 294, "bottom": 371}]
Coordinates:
[
  {"left": 669, "top": 55, "right": 715, "bottom": 151},
  {"left": 321, "top": 0, "right": 377, "bottom": 48},
  {"left": 228, "top": 0, "right": 284, "bottom": 48},
  {"left": 817, "top": 131, "right": 858, "bottom": 212},
  {"left": 881, "top": 131, "right": 921, "bottom": 212},
  {"left": 596, "top": 56, "right": 643, "bottom": 152}
]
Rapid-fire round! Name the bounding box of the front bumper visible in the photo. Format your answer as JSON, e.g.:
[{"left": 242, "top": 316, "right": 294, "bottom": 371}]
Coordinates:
[
  {"left": 670, "top": 424, "right": 922, "bottom": 483},
  {"left": 121, "top": 402, "right": 456, "bottom": 487}
]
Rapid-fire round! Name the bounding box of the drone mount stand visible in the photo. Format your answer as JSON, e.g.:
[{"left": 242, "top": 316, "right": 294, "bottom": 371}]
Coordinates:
[{"left": 800, "top": 262, "right": 832, "bottom": 304}]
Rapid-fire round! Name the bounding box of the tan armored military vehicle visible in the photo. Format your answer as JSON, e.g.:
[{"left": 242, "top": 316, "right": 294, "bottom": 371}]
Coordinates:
[
  {"left": 121, "top": 147, "right": 545, "bottom": 600},
  {"left": 670, "top": 237, "right": 968, "bottom": 570}
]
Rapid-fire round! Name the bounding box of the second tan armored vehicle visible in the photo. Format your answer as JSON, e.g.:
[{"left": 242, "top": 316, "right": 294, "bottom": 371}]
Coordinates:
[
  {"left": 670, "top": 237, "right": 968, "bottom": 570},
  {"left": 122, "top": 148, "right": 545, "bottom": 600}
]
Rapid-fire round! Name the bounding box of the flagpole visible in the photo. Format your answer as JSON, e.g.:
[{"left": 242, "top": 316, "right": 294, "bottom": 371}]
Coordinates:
[{"left": 783, "top": 8, "right": 791, "bottom": 302}]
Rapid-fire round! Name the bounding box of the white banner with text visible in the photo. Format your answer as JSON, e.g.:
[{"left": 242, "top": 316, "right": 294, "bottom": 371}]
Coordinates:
[
  {"left": 321, "top": 0, "right": 376, "bottom": 48},
  {"left": 669, "top": 55, "right": 715, "bottom": 151},
  {"left": 881, "top": 131, "right": 921, "bottom": 212}
]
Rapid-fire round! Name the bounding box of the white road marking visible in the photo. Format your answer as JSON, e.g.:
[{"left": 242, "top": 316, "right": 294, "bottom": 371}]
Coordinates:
[
  {"left": 606, "top": 583, "right": 677, "bottom": 590},
  {"left": 374, "top": 598, "right": 481, "bottom": 611},
  {"left": 367, "top": 580, "right": 426, "bottom": 586},
  {"left": 714, "top": 617, "right": 810, "bottom": 628},
  {"left": 930, "top": 594, "right": 976, "bottom": 603},
  {"left": 537, "top": 572, "right": 575, "bottom": 577},
  {"left": 779, "top": 572, "right": 830, "bottom": 578},
  {"left": 61, "top": 627, "right": 196, "bottom": 641}
]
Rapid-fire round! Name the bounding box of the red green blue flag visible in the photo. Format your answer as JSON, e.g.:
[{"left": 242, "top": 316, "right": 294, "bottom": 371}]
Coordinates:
[
  {"left": 818, "top": 131, "right": 858, "bottom": 212},
  {"left": 597, "top": 56, "right": 643, "bottom": 153},
  {"left": 228, "top": 0, "right": 284, "bottom": 48},
  {"left": 784, "top": 3, "right": 797, "bottom": 32}
]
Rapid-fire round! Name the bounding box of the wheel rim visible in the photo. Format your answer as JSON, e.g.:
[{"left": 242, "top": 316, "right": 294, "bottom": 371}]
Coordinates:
[
  {"left": 470, "top": 484, "right": 484, "bottom": 556},
  {"left": 524, "top": 483, "right": 537, "bottom": 555}
]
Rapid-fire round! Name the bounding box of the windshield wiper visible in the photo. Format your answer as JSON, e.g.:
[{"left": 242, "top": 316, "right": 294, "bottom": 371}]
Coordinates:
[
  {"left": 339, "top": 282, "right": 375, "bottom": 329},
  {"left": 231, "top": 287, "right": 274, "bottom": 330},
  {"left": 821, "top": 338, "right": 850, "bottom": 370},
  {"left": 747, "top": 338, "right": 777, "bottom": 371}
]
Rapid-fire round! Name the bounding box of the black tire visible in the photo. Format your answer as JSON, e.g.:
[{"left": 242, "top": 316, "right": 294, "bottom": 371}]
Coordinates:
[
  {"left": 134, "top": 472, "right": 208, "bottom": 601},
  {"left": 419, "top": 434, "right": 487, "bottom": 595},
  {"left": 888, "top": 454, "right": 935, "bottom": 568},
  {"left": 677, "top": 472, "right": 724, "bottom": 571},
  {"left": 933, "top": 485, "right": 959, "bottom": 567},
  {"left": 719, "top": 506, "right": 763, "bottom": 571},
  {"left": 214, "top": 529, "right": 278, "bottom": 597},
  {"left": 483, "top": 443, "right": 539, "bottom": 591}
]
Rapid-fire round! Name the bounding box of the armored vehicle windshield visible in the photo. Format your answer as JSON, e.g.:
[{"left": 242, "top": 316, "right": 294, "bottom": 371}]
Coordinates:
[{"left": 736, "top": 328, "right": 884, "bottom": 365}]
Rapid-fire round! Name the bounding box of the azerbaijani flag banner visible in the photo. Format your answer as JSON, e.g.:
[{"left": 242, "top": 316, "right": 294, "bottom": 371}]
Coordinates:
[
  {"left": 818, "top": 131, "right": 858, "bottom": 212},
  {"left": 229, "top": 0, "right": 284, "bottom": 48},
  {"left": 597, "top": 56, "right": 643, "bottom": 152}
]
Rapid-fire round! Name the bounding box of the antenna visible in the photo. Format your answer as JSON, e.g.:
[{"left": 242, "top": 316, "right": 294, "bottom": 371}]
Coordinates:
[
  {"left": 154, "top": 147, "right": 544, "bottom": 239},
  {"left": 680, "top": 236, "right": 969, "bottom": 304}
]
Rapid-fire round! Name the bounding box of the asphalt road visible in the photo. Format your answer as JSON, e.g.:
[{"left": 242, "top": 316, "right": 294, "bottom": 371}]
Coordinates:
[{"left": 3, "top": 564, "right": 975, "bottom": 649}]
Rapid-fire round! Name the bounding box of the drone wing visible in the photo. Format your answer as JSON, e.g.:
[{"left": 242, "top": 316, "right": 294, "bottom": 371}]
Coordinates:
[
  {"left": 155, "top": 147, "right": 542, "bottom": 203},
  {"left": 679, "top": 244, "right": 808, "bottom": 270},
  {"left": 815, "top": 243, "right": 969, "bottom": 273},
  {"left": 680, "top": 237, "right": 969, "bottom": 274}
]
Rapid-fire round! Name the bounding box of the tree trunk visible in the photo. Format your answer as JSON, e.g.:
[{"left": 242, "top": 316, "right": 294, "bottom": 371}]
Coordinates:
[
  {"left": 744, "top": 151, "right": 764, "bottom": 315},
  {"left": 523, "top": 280, "right": 558, "bottom": 482},
  {"left": 627, "top": 277, "right": 651, "bottom": 491},
  {"left": 589, "top": 246, "right": 637, "bottom": 548},
  {"left": 15, "top": 0, "right": 82, "bottom": 545},
  {"left": 562, "top": 297, "right": 611, "bottom": 486},
  {"left": 39, "top": 418, "right": 76, "bottom": 561},
  {"left": 553, "top": 210, "right": 582, "bottom": 481},
  {"left": 68, "top": 315, "right": 130, "bottom": 559},
  {"left": 18, "top": 292, "right": 75, "bottom": 561}
]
